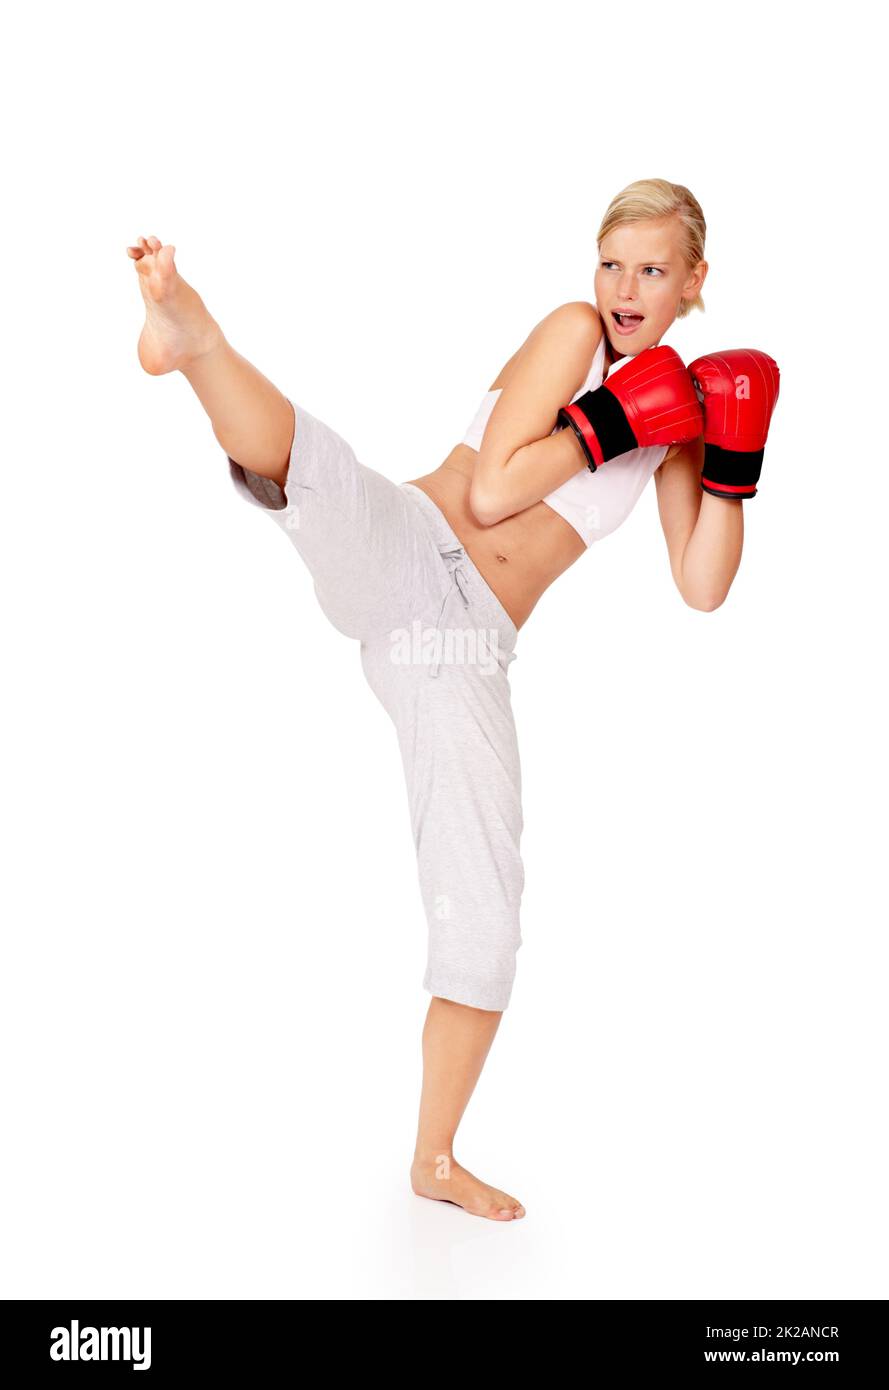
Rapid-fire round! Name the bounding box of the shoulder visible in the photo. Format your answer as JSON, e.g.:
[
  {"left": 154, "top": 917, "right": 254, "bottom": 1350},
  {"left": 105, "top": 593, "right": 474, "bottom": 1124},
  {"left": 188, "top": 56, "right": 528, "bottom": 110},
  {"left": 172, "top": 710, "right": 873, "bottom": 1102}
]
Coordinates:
[
  {"left": 521, "top": 300, "right": 604, "bottom": 378},
  {"left": 540, "top": 300, "right": 604, "bottom": 346},
  {"left": 490, "top": 301, "right": 603, "bottom": 395}
]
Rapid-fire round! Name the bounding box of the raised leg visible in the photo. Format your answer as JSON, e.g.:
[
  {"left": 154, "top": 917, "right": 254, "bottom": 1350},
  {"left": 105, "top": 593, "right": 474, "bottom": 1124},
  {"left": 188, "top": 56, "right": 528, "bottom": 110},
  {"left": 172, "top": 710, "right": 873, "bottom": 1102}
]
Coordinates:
[{"left": 127, "top": 234, "right": 294, "bottom": 484}]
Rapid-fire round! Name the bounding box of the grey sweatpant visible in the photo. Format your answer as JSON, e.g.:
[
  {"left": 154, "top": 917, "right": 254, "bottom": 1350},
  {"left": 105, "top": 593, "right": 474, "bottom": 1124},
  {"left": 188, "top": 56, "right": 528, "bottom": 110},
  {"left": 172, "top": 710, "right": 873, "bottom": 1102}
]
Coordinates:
[{"left": 227, "top": 399, "right": 525, "bottom": 1011}]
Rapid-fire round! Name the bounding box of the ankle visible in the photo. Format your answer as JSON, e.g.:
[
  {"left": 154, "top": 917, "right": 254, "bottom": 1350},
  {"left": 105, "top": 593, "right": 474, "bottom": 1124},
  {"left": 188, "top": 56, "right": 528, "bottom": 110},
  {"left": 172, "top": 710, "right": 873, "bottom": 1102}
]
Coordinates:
[
  {"left": 412, "top": 1146, "right": 455, "bottom": 1167},
  {"left": 182, "top": 320, "right": 226, "bottom": 369},
  {"left": 177, "top": 326, "right": 228, "bottom": 385}
]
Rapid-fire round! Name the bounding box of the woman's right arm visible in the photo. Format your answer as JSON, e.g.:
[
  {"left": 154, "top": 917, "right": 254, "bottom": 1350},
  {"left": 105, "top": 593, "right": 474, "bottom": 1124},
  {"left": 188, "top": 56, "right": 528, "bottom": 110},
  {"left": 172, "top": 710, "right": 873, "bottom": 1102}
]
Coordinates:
[{"left": 469, "top": 301, "right": 603, "bottom": 526}]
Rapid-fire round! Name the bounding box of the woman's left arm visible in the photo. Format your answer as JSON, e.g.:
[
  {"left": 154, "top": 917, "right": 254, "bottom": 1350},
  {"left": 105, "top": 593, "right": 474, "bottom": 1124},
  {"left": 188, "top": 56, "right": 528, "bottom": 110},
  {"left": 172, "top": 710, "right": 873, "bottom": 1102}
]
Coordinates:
[{"left": 653, "top": 435, "right": 743, "bottom": 611}]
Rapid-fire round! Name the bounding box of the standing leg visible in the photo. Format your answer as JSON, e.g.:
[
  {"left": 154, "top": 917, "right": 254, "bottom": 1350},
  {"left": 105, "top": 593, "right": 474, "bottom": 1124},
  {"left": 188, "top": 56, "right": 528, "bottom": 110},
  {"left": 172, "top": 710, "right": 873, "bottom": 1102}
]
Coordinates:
[
  {"left": 411, "top": 1000, "right": 526, "bottom": 1220},
  {"left": 403, "top": 661, "right": 526, "bottom": 1220},
  {"left": 360, "top": 508, "right": 527, "bottom": 1220}
]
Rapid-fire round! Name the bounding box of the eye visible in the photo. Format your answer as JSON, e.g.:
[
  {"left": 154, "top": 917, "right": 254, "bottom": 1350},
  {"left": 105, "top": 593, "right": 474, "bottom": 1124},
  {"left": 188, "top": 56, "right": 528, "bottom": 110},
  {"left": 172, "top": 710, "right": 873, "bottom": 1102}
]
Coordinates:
[{"left": 599, "top": 261, "right": 664, "bottom": 275}]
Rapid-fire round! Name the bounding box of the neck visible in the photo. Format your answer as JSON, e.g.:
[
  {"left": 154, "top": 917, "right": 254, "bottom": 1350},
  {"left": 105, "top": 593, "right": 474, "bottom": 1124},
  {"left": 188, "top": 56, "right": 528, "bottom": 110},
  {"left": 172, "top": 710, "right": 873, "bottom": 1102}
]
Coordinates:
[{"left": 604, "top": 340, "right": 624, "bottom": 375}]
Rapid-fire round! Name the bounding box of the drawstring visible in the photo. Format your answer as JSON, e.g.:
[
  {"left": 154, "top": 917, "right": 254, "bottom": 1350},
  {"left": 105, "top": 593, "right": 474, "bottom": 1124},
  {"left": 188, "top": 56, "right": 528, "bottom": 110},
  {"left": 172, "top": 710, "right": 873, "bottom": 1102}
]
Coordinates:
[{"left": 429, "top": 545, "right": 471, "bottom": 678}]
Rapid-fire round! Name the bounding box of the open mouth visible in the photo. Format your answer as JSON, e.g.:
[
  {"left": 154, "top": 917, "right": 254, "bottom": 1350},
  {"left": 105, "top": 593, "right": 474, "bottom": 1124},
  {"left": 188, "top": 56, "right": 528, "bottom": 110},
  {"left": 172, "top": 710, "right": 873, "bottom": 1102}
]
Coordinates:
[{"left": 612, "top": 310, "right": 645, "bottom": 331}]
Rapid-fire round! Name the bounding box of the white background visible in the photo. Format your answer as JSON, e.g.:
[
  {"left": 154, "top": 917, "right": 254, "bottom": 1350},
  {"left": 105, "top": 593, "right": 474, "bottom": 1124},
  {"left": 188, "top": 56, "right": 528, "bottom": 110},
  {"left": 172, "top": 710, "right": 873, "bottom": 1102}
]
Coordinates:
[{"left": 2, "top": 0, "right": 886, "bottom": 1300}]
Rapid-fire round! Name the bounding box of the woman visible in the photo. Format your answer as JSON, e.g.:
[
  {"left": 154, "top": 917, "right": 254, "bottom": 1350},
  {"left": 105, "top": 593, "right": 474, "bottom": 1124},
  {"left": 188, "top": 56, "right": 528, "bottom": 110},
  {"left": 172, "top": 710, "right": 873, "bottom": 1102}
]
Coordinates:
[{"left": 126, "top": 178, "right": 778, "bottom": 1223}]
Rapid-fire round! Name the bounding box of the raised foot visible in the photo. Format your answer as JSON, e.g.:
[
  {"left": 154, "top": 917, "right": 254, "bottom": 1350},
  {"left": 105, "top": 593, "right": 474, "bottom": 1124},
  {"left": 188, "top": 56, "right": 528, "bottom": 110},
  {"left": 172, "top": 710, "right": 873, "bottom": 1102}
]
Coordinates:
[
  {"left": 126, "top": 234, "right": 224, "bottom": 376},
  {"left": 410, "top": 1154, "right": 526, "bottom": 1221}
]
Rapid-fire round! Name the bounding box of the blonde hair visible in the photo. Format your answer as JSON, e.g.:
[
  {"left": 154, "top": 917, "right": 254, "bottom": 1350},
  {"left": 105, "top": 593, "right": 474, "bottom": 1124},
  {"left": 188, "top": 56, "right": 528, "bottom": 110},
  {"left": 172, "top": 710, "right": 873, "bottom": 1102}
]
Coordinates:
[{"left": 597, "top": 178, "right": 707, "bottom": 318}]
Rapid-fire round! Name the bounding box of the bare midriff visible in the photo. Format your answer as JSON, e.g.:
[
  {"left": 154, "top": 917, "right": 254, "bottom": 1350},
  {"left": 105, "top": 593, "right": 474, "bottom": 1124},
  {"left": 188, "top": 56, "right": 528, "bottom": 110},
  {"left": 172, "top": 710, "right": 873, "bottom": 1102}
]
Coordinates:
[{"left": 403, "top": 448, "right": 586, "bottom": 632}]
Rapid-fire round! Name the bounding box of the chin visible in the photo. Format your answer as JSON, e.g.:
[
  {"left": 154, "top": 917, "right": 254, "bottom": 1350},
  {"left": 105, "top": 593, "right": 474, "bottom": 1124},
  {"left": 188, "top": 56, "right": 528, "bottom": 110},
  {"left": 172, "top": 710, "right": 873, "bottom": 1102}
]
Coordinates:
[{"left": 606, "top": 327, "right": 656, "bottom": 355}]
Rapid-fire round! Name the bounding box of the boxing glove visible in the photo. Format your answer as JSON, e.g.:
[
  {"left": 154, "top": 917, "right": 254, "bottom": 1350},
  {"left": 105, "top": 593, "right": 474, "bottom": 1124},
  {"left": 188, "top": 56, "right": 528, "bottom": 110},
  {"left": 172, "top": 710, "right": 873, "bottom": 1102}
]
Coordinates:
[
  {"left": 688, "top": 348, "right": 780, "bottom": 499},
  {"left": 556, "top": 344, "right": 703, "bottom": 472}
]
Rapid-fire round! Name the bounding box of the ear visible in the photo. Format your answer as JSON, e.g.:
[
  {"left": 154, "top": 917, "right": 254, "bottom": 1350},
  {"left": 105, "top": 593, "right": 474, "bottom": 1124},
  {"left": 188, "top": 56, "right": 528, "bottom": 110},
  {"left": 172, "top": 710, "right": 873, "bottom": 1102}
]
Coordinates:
[{"left": 687, "top": 258, "right": 708, "bottom": 297}]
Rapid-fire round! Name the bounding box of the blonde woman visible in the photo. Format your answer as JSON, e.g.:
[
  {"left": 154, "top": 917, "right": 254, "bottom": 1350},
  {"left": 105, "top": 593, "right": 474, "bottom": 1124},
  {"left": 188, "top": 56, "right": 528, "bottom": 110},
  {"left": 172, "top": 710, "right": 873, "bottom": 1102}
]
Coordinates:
[{"left": 127, "top": 178, "right": 778, "bottom": 1223}]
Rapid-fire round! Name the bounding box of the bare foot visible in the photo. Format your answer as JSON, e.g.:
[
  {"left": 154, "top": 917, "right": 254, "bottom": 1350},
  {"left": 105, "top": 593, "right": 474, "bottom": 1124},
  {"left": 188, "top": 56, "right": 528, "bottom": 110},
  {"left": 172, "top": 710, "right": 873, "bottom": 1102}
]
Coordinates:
[
  {"left": 126, "top": 235, "right": 224, "bottom": 376},
  {"left": 410, "top": 1153, "right": 526, "bottom": 1221}
]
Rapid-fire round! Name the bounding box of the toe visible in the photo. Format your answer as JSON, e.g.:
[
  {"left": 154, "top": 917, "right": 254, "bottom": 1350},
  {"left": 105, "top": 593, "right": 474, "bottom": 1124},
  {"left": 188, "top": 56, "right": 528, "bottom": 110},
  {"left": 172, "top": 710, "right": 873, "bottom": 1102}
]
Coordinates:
[{"left": 496, "top": 1192, "right": 525, "bottom": 1219}]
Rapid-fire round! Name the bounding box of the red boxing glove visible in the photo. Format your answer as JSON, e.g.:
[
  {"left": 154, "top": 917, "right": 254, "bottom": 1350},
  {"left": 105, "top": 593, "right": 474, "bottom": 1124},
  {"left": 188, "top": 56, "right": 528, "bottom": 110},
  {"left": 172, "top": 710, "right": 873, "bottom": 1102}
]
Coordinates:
[
  {"left": 557, "top": 345, "right": 703, "bottom": 472},
  {"left": 689, "top": 348, "right": 780, "bottom": 499}
]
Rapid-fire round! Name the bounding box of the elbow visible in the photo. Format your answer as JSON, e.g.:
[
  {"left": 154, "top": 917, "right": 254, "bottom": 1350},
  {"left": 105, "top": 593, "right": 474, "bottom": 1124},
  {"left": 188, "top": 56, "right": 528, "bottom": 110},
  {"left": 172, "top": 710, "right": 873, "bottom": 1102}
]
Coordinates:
[
  {"left": 675, "top": 561, "right": 733, "bottom": 612},
  {"left": 683, "top": 589, "right": 728, "bottom": 612},
  {"left": 469, "top": 482, "right": 507, "bottom": 528},
  {"left": 470, "top": 444, "right": 527, "bottom": 526}
]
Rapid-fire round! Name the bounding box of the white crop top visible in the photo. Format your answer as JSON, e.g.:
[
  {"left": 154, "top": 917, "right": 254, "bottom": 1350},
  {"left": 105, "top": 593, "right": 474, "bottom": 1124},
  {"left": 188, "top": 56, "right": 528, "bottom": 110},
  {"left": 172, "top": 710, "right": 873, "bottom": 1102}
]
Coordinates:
[{"left": 461, "top": 332, "right": 667, "bottom": 547}]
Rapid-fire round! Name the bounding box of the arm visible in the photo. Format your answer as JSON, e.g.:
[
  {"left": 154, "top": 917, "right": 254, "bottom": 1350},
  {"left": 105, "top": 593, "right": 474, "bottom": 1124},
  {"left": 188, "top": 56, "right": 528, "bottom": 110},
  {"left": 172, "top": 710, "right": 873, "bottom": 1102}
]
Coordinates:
[
  {"left": 653, "top": 435, "right": 743, "bottom": 611},
  {"left": 468, "top": 302, "right": 602, "bottom": 526}
]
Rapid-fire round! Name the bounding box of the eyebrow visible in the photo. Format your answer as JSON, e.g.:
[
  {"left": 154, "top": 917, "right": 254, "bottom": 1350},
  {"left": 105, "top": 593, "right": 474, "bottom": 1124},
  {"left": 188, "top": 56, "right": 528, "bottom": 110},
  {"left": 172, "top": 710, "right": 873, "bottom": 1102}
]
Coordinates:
[{"left": 599, "top": 257, "right": 672, "bottom": 266}]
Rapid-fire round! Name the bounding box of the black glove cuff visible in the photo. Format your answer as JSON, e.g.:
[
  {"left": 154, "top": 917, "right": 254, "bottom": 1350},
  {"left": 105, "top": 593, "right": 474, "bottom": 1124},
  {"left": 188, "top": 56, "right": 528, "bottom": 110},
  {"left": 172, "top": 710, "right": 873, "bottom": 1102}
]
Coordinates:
[
  {"left": 558, "top": 385, "right": 637, "bottom": 469},
  {"left": 700, "top": 442, "right": 764, "bottom": 499}
]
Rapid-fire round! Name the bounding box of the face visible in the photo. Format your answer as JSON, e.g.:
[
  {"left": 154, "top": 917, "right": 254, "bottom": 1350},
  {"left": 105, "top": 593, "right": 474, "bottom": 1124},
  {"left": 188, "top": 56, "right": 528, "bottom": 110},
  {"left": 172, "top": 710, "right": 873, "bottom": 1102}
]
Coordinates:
[{"left": 594, "top": 215, "right": 707, "bottom": 357}]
